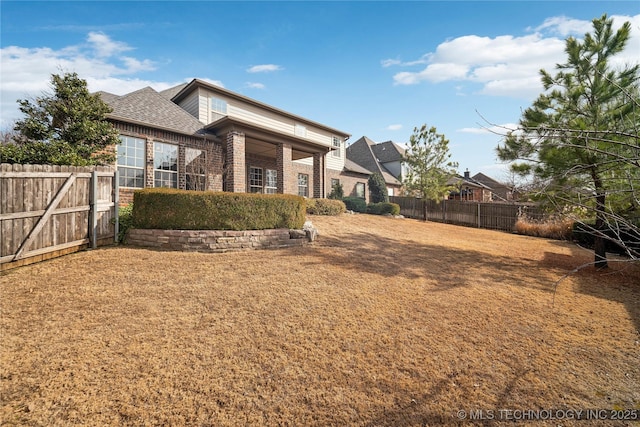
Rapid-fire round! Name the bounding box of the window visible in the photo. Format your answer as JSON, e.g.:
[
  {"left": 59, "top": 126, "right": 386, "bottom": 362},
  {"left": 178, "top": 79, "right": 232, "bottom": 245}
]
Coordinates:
[
  {"left": 332, "top": 136, "right": 341, "bottom": 158},
  {"left": 331, "top": 178, "right": 340, "bottom": 188},
  {"left": 298, "top": 173, "right": 309, "bottom": 197},
  {"left": 294, "top": 124, "right": 306, "bottom": 137},
  {"left": 265, "top": 169, "right": 277, "bottom": 194},
  {"left": 186, "top": 147, "right": 206, "bottom": 191},
  {"left": 210, "top": 97, "right": 228, "bottom": 122},
  {"left": 154, "top": 142, "right": 178, "bottom": 188},
  {"left": 249, "top": 167, "right": 263, "bottom": 193},
  {"left": 356, "top": 182, "right": 365, "bottom": 198},
  {"left": 117, "top": 135, "right": 145, "bottom": 188}
]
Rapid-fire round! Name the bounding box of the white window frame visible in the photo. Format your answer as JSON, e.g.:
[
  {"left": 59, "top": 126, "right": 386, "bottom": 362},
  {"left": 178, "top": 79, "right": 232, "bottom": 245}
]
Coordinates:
[
  {"left": 249, "top": 167, "right": 263, "bottom": 193},
  {"left": 265, "top": 169, "right": 277, "bottom": 194},
  {"left": 298, "top": 173, "right": 309, "bottom": 197},
  {"left": 332, "top": 136, "right": 341, "bottom": 158},
  {"left": 210, "top": 96, "right": 228, "bottom": 122},
  {"left": 117, "top": 135, "right": 145, "bottom": 188},
  {"left": 153, "top": 142, "right": 178, "bottom": 188},
  {"left": 356, "top": 182, "right": 365, "bottom": 199},
  {"left": 185, "top": 147, "right": 206, "bottom": 191}
]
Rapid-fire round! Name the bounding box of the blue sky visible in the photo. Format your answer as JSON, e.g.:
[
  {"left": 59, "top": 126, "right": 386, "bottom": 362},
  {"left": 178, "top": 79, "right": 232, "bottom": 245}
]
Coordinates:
[{"left": 1, "top": 1, "right": 639, "bottom": 179}]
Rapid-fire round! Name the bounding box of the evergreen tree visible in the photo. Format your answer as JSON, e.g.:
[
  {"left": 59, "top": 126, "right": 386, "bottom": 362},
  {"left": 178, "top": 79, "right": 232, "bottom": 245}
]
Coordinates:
[{"left": 1, "top": 72, "right": 120, "bottom": 166}]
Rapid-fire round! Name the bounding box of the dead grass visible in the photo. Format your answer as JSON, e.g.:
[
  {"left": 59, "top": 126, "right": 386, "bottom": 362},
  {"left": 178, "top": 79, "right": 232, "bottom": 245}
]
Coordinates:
[
  {"left": 1, "top": 214, "right": 639, "bottom": 426},
  {"left": 514, "top": 215, "right": 574, "bottom": 240}
]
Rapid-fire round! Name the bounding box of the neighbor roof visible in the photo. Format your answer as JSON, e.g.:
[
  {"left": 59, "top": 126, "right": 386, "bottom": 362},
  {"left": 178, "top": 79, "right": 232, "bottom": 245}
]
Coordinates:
[
  {"left": 370, "top": 140, "right": 405, "bottom": 164},
  {"left": 346, "top": 136, "right": 402, "bottom": 186},
  {"left": 99, "top": 87, "right": 208, "bottom": 137}
]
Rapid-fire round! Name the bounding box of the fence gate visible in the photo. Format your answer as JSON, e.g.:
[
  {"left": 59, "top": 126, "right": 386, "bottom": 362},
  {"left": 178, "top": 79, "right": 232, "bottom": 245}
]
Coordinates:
[{"left": 0, "top": 164, "right": 119, "bottom": 271}]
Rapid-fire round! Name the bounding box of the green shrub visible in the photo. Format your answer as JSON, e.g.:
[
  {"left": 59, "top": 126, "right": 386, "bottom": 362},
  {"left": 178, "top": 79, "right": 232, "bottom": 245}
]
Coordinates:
[
  {"left": 116, "top": 203, "right": 134, "bottom": 243},
  {"left": 328, "top": 181, "right": 344, "bottom": 200},
  {"left": 132, "top": 188, "right": 306, "bottom": 230},
  {"left": 343, "top": 197, "right": 367, "bottom": 213},
  {"left": 306, "top": 198, "right": 346, "bottom": 215},
  {"left": 367, "top": 202, "right": 401, "bottom": 216},
  {"left": 368, "top": 173, "right": 389, "bottom": 203}
]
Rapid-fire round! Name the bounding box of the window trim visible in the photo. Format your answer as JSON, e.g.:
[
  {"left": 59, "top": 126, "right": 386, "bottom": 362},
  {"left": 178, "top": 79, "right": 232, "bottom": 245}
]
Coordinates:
[
  {"left": 298, "top": 173, "right": 309, "bottom": 197},
  {"left": 153, "top": 142, "right": 178, "bottom": 188},
  {"left": 116, "top": 135, "right": 145, "bottom": 189},
  {"left": 355, "top": 182, "right": 366, "bottom": 199},
  {"left": 265, "top": 169, "right": 277, "bottom": 194},
  {"left": 331, "top": 136, "right": 341, "bottom": 158},
  {"left": 185, "top": 147, "right": 206, "bottom": 191},
  {"left": 249, "top": 166, "right": 264, "bottom": 193}
]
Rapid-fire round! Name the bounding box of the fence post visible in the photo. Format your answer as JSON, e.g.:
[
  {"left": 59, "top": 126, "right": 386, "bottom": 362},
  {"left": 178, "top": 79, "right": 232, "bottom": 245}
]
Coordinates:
[
  {"left": 90, "top": 170, "right": 98, "bottom": 249},
  {"left": 478, "top": 203, "right": 481, "bottom": 228},
  {"left": 113, "top": 170, "right": 119, "bottom": 243}
]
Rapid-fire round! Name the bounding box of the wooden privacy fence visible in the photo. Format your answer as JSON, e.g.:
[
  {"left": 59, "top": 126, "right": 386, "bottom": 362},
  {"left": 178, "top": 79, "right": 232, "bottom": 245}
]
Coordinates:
[
  {"left": 390, "top": 196, "right": 543, "bottom": 232},
  {"left": 1, "top": 164, "right": 119, "bottom": 271}
]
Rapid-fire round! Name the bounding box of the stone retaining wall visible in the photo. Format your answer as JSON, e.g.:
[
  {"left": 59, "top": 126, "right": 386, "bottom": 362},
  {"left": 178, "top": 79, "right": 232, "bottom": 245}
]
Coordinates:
[{"left": 127, "top": 228, "right": 313, "bottom": 253}]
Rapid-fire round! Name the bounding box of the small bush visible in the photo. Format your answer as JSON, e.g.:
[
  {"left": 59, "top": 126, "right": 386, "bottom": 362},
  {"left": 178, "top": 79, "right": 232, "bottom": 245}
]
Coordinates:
[
  {"left": 116, "top": 203, "right": 134, "bottom": 243},
  {"left": 133, "top": 188, "right": 306, "bottom": 230},
  {"left": 367, "top": 202, "right": 401, "bottom": 216},
  {"left": 343, "top": 197, "right": 367, "bottom": 213},
  {"left": 306, "top": 198, "right": 346, "bottom": 216},
  {"left": 368, "top": 173, "right": 389, "bottom": 203},
  {"left": 514, "top": 215, "right": 573, "bottom": 240}
]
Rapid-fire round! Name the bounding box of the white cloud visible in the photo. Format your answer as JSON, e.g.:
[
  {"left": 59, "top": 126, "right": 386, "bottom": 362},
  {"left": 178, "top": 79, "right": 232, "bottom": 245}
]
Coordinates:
[
  {"left": 0, "top": 33, "right": 196, "bottom": 127},
  {"left": 87, "top": 31, "right": 132, "bottom": 57},
  {"left": 386, "top": 124, "right": 403, "bottom": 131},
  {"left": 247, "top": 64, "right": 283, "bottom": 73},
  {"left": 387, "top": 14, "right": 640, "bottom": 99},
  {"left": 246, "top": 82, "right": 266, "bottom": 89}
]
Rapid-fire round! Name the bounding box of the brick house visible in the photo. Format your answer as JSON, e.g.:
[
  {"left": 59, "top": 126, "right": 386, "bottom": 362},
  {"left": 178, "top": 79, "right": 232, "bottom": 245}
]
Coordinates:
[
  {"left": 447, "top": 170, "right": 494, "bottom": 202},
  {"left": 98, "top": 78, "right": 354, "bottom": 204}
]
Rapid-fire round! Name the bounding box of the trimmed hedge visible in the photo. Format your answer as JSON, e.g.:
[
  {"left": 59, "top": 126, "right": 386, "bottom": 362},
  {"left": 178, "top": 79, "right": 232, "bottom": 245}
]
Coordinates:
[
  {"left": 306, "top": 198, "right": 346, "bottom": 216},
  {"left": 343, "top": 197, "right": 367, "bottom": 213},
  {"left": 367, "top": 202, "right": 401, "bottom": 216},
  {"left": 132, "top": 188, "right": 306, "bottom": 230}
]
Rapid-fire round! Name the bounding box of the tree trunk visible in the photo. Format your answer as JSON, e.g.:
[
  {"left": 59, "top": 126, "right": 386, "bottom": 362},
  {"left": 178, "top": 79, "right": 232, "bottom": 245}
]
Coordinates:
[{"left": 594, "top": 192, "right": 608, "bottom": 269}]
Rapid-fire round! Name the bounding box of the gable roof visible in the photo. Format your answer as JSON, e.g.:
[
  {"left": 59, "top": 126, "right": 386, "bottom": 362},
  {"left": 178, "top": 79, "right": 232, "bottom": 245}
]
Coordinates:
[
  {"left": 171, "top": 78, "right": 351, "bottom": 139},
  {"left": 344, "top": 158, "right": 374, "bottom": 175},
  {"left": 447, "top": 174, "right": 493, "bottom": 190},
  {"left": 99, "top": 87, "right": 208, "bottom": 137},
  {"left": 370, "top": 140, "right": 405, "bottom": 163},
  {"left": 159, "top": 83, "right": 188, "bottom": 100},
  {"left": 346, "top": 136, "right": 402, "bottom": 185},
  {"left": 472, "top": 172, "right": 511, "bottom": 190}
]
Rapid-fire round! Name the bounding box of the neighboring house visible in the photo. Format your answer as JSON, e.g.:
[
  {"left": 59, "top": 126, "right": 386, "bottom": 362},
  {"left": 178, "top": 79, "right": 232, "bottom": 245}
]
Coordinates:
[
  {"left": 345, "top": 136, "right": 405, "bottom": 197},
  {"left": 447, "top": 170, "right": 494, "bottom": 202},
  {"left": 98, "top": 78, "right": 351, "bottom": 204},
  {"left": 472, "top": 172, "right": 517, "bottom": 202}
]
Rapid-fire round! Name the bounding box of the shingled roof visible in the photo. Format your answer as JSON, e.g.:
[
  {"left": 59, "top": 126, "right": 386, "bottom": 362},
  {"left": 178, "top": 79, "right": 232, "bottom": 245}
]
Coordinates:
[
  {"left": 98, "top": 87, "right": 207, "bottom": 136},
  {"left": 346, "top": 136, "right": 402, "bottom": 185},
  {"left": 370, "top": 140, "right": 405, "bottom": 164}
]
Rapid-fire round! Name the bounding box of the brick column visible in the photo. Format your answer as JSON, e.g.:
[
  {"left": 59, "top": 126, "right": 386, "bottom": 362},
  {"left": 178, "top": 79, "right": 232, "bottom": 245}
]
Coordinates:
[
  {"left": 313, "top": 152, "right": 325, "bottom": 198},
  {"left": 145, "top": 139, "right": 154, "bottom": 187},
  {"left": 276, "top": 143, "right": 292, "bottom": 194},
  {"left": 226, "top": 131, "right": 246, "bottom": 193},
  {"left": 178, "top": 143, "right": 186, "bottom": 190}
]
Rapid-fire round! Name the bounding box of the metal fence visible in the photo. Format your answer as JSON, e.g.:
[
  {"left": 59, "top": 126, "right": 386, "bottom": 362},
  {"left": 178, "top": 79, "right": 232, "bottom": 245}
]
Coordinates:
[{"left": 390, "top": 196, "right": 543, "bottom": 232}]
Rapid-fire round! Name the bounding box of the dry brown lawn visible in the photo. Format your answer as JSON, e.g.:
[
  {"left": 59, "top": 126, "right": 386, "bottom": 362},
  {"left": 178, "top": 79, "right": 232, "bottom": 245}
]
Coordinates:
[{"left": 1, "top": 214, "right": 639, "bottom": 426}]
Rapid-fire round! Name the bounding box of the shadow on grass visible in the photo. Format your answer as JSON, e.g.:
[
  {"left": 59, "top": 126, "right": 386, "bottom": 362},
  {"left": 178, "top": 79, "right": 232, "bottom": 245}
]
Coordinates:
[
  {"left": 305, "top": 231, "right": 563, "bottom": 294},
  {"left": 544, "top": 242, "right": 640, "bottom": 336}
]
